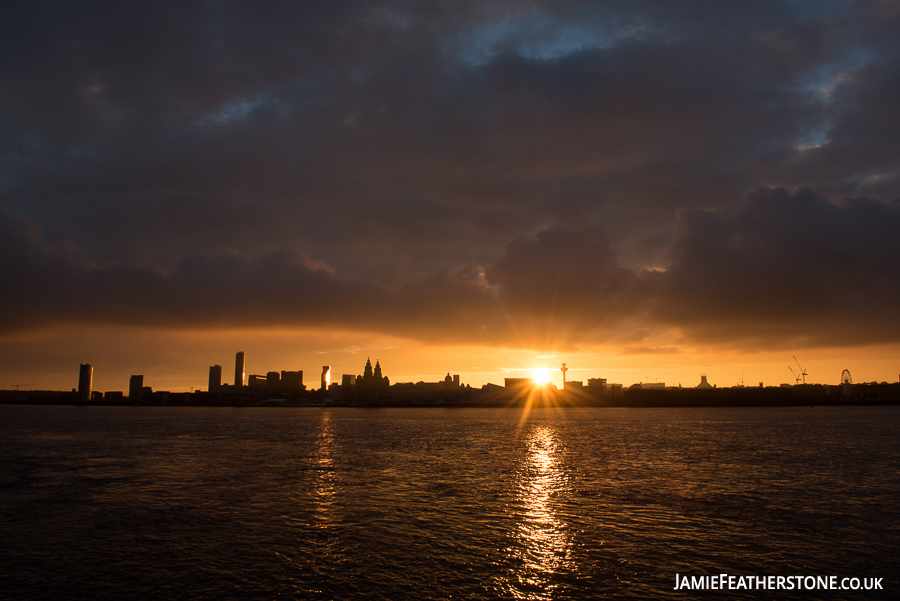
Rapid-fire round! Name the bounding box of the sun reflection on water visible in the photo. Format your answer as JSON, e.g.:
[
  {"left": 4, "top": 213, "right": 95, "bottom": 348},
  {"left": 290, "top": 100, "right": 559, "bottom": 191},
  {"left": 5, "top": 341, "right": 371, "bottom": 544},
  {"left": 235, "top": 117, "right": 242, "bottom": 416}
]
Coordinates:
[
  {"left": 508, "top": 425, "right": 572, "bottom": 600},
  {"left": 311, "top": 412, "right": 338, "bottom": 520}
]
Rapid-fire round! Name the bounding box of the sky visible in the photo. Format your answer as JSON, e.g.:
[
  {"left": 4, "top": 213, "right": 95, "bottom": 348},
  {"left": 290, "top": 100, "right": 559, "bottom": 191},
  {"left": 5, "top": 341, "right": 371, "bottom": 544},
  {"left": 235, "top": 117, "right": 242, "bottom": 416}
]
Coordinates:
[{"left": 2, "top": 0, "right": 900, "bottom": 392}]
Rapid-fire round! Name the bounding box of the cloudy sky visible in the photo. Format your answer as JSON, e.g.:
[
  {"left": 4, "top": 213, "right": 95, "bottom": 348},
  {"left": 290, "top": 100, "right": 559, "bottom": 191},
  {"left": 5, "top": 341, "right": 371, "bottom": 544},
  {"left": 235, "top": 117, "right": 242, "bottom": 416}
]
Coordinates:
[{"left": 3, "top": 0, "right": 900, "bottom": 391}]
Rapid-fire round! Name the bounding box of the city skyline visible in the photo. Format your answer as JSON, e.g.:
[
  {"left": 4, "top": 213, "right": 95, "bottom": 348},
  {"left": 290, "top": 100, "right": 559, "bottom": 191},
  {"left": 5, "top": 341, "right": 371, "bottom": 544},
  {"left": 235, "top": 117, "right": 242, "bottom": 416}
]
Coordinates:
[
  {"left": 2, "top": 1, "right": 900, "bottom": 393},
  {"left": 8, "top": 344, "right": 898, "bottom": 396}
]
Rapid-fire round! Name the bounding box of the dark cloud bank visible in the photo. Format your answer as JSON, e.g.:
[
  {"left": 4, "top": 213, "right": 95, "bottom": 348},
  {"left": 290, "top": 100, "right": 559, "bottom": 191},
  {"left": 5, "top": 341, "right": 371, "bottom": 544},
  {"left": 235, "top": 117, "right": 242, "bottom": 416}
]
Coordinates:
[
  {"left": 2, "top": 1, "right": 899, "bottom": 350},
  {"left": 4, "top": 187, "right": 899, "bottom": 349}
]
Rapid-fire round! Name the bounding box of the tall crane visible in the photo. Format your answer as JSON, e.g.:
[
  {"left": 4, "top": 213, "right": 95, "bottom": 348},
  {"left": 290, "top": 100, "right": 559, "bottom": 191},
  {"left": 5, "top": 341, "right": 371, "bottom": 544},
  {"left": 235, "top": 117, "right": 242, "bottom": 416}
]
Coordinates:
[
  {"left": 788, "top": 366, "right": 801, "bottom": 385},
  {"left": 793, "top": 356, "right": 808, "bottom": 384}
]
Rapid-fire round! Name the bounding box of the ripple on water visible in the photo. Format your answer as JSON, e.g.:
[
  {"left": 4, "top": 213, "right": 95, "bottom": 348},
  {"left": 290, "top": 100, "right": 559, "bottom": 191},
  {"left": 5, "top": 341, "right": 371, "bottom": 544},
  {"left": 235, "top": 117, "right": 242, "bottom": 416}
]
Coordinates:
[{"left": 1, "top": 405, "right": 899, "bottom": 599}]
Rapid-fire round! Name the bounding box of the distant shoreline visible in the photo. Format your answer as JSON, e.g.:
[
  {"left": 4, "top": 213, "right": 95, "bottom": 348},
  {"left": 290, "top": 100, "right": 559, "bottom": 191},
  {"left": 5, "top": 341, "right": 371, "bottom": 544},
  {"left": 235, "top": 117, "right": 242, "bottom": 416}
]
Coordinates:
[{"left": 2, "top": 384, "right": 899, "bottom": 410}]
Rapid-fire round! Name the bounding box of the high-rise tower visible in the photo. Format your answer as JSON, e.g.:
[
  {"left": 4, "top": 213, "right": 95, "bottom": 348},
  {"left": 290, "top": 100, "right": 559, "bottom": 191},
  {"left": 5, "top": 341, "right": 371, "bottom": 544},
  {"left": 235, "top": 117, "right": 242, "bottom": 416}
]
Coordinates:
[
  {"left": 209, "top": 365, "right": 222, "bottom": 392},
  {"left": 235, "top": 351, "right": 245, "bottom": 388},
  {"left": 78, "top": 364, "right": 93, "bottom": 402},
  {"left": 321, "top": 366, "right": 331, "bottom": 392},
  {"left": 129, "top": 375, "right": 144, "bottom": 402}
]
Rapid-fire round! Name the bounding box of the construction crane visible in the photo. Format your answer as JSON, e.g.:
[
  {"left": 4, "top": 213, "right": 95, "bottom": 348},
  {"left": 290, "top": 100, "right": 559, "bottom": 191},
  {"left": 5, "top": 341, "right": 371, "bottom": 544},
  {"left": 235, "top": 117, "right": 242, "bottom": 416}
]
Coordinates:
[
  {"left": 12, "top": 383, "right": 31, "bottom": 391},
  {"left": 793, "top": 356, "right": 808, "bottom": 384},
  {"left": 788, "top": 366, "right": 801, "bottom": 385}
]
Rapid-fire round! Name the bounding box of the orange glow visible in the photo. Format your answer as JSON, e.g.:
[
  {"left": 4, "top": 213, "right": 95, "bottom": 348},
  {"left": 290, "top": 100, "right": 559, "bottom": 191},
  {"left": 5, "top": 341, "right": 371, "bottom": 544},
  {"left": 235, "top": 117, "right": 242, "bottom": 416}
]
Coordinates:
[
  {"left": 532, "top": 369, "right": 551, "bottom": 385},
  {"left": 2, "top": 324, "right": 900, "bottom": 393}
]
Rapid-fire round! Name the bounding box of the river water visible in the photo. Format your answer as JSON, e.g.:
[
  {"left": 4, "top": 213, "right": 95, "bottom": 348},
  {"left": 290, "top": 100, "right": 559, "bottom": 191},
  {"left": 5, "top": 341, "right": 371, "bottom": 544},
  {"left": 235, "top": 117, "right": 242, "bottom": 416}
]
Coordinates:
[{"left": 1, "top": 405, "right": 898, "bottom": 599}]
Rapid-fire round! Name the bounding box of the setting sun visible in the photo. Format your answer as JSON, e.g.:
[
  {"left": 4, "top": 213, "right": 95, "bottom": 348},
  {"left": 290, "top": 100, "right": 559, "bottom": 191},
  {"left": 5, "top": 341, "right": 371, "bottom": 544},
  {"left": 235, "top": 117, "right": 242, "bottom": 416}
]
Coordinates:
[{"left": 532, "top": 369, "right": 551, "bottom": 385}]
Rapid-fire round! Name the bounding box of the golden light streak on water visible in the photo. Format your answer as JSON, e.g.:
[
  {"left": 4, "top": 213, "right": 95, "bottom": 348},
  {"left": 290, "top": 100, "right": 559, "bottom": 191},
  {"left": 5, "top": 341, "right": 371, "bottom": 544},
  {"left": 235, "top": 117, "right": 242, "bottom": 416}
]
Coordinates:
[
  {"left": 509, "top": 425, "right": 573, "bottom": 599},
  {"left": 311, "top": 411, "right": 338, "bottom": 520}
]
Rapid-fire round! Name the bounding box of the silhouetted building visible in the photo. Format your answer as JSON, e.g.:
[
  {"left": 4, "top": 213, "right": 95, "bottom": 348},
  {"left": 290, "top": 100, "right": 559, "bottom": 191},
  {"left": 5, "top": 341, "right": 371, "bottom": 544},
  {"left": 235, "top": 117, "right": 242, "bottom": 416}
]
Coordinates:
[
  {"left": 266, "top": 371, "right": 281, "bottom": 389},
  {"left": 566, "top": 380, "right": 585, "bottom": 391},
  {"left": 587, "top": 378, "right": 607, "bottom": 395},
  {"left": 129, "top": 375, "right": 144, "bottom": 402},
  {"left": 697, "top": 374, "right": 713, "bottom": 389},
  {"left": 78, "top": 364, "right": 93, "bottom": 402},
  {"left": 208, "top": 365, "right": 222, "bottom": 392},
  {"left": 321, "top": 366, "right": 331, "bottom": 392},
  {"left": 248, "top": 374, "right": 266, "bottom": 388},
  {"left": 355, "top": 358, "right": 390, "bottom": 402},
  {"left": 504, "top": 377, "right": 531, "bottom": 390},
  {"left": 235, "top": 351, "right": 245, "bottom": 388},
  {"left": 339, "top": 374, "right": 357, "bottom": 399},
  {"left": 104, "top": 391, "right": 123, "bottom": 402},
  {"left": 392, "top": 372, "right": 465, "bottom": 403},
  {"left": 281, "top": 370, "right": 304, "bottom": 390}
]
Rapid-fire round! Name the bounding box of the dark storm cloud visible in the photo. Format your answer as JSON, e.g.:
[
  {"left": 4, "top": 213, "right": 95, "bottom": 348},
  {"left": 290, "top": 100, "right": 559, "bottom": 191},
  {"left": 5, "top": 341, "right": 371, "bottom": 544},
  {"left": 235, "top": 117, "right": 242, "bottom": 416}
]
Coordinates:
[
  {"left": 2, "top": 1, "right": 899, "bottom": 348},
  {"left": 3, "top": 185, "right": 900, "bottom": 350},
  {"left": 0, "top": 212, "right": 508, "bottom": 342},
  {"left": 651, "top": 187, "right": 900, "bottom": 347}
]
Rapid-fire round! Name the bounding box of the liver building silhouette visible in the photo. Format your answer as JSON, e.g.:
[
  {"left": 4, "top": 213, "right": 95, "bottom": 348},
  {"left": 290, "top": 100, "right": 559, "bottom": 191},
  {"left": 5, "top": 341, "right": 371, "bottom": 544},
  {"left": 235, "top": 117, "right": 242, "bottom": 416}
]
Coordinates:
[{"left": 356, "top": 357, "right": 390, "bottom": 402}]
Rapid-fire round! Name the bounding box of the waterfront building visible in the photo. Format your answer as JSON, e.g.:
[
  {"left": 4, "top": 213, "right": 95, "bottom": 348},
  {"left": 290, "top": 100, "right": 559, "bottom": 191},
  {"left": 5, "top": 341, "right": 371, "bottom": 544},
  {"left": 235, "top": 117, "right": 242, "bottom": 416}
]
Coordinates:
[
  {"left": 391, "top": 373, "right": 465, "bottom": 403},
  {"left": 587, "top": 378, "right": 607, "bottom": 394},
  {"left": 267, "top": 371, "right": 281, "bottom": 389},
  {"left": 504, "top": 377, "right": 531, "bottom": 391},
  {"left": 281, "top": 370, "right": 304, "bottom": 390},
  {"left": 321, "top": 366, "right": 330, "bottom": 392},
  {"left": 78, "top": 364, "right": 93, "bottom": 402},
  {"left": 208, "top": 365, "right": 222, "bottom": 392},
  {"left": 235, "top": 351, "right": 245, "bottom": 388},
  {"left": 355, "top": 358, "right": 390, "bottom": 402},
  {"left": 129, "top": 375, "right": 144, "bottom": 402}
]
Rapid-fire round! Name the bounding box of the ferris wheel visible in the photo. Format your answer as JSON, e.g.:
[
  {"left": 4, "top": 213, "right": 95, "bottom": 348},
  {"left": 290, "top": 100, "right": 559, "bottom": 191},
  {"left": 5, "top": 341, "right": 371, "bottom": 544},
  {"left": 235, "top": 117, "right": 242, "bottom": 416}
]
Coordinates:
[{"left": 840, "top": 369, "right": 856, "bottom": 401}]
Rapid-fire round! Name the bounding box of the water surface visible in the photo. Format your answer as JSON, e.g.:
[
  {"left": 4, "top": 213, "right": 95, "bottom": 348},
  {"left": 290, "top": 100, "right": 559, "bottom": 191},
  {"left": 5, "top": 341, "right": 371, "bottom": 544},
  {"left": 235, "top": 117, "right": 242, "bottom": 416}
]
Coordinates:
[{"left": 1, "top": 405, "right": 897, "bottom": 599}]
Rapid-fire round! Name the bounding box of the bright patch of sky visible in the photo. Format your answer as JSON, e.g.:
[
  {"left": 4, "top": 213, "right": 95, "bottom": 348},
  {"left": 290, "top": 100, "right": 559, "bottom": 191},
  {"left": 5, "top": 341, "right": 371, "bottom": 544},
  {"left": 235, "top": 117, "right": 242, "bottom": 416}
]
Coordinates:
[
  {"left": 454, "top": 9, "right": 653, "bottom": 66},
  {"left": 193, "top": 78, "right": 332, "bottom": 127},
  {"left": 794, "top": 128, "right": 830, "bottom": 151},
  {"left": 795, "top": 50, "right": 873, "bottom": 103},
  {"left": 195, "top": 96, "right": 267, "bottom": 126}
]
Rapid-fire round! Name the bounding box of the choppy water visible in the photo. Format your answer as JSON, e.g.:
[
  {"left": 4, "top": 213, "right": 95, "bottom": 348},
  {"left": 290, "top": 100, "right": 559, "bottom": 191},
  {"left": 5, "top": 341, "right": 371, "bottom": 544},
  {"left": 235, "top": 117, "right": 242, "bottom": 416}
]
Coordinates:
[{"left": 1, "top": 405, "right": 898, "bottom": 599}]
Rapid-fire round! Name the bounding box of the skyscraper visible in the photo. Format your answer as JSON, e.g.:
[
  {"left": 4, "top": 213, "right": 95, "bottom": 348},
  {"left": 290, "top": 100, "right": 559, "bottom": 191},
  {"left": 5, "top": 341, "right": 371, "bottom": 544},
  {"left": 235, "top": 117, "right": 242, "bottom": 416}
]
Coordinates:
[
  {"left": 78, "top": 364, "right": 93, "bottom": 402},
  {"left": 321, "top": 366, "right": 331, "bottom": 392},
  {"left": 129, "top": 375, "right": 144, "bottom": 402},
  {"left": 235, "top": 351, "right": 245, "bottom": 388},
  {"left": 208, "top": 365, "right": 222, "bottom": 392}
]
